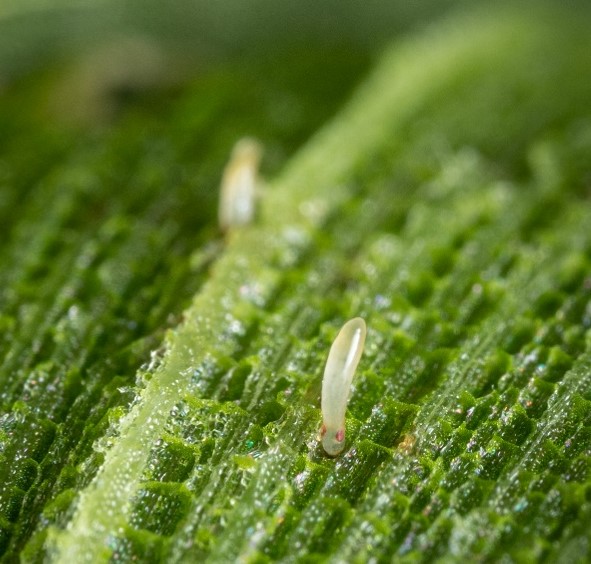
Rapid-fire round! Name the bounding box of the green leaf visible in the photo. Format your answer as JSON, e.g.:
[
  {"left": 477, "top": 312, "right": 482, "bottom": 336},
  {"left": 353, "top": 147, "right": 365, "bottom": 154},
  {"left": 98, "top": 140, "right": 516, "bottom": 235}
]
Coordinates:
[{"left": 1, "top": 1, "right": 591, "bottom": 562}]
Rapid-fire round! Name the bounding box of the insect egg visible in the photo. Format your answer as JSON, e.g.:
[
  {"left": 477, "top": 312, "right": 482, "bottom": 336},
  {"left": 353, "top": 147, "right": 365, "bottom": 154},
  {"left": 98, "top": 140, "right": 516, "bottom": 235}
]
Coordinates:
[
  {"left": 320, "top": 317, "right": 366, "bottom": 456},
  {"left": 218, "top": 137, "right": 262, "bottom": 231}
]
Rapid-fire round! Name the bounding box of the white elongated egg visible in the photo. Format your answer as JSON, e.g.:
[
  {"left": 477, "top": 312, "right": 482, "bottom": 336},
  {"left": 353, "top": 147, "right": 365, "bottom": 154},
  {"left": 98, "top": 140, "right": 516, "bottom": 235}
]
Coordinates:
[
  {"left": 320, "top": 317, "right": 366, "bottom": 456},
  {"left": 218, "top": 137, "right": 262, "bottom": 231}
]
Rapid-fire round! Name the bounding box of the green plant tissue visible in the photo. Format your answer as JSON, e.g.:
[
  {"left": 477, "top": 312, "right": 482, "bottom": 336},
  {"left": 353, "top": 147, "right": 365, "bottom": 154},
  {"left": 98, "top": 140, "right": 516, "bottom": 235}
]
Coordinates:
[{"left": 0, "top": 1, "right": 590, "bottom": 562}]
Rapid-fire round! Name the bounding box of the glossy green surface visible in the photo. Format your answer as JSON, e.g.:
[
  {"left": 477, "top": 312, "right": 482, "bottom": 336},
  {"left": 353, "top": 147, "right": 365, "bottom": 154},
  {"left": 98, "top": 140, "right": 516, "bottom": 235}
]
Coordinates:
[{"left": 1, "top": 2, "right": 591, "bottom": 562}]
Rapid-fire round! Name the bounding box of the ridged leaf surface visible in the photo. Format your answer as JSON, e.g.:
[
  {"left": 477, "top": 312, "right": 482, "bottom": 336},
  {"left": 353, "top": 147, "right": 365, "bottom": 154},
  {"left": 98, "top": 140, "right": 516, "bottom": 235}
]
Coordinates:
[{"left": 1, "top": 2, "right": 590, "bottom": 562}]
